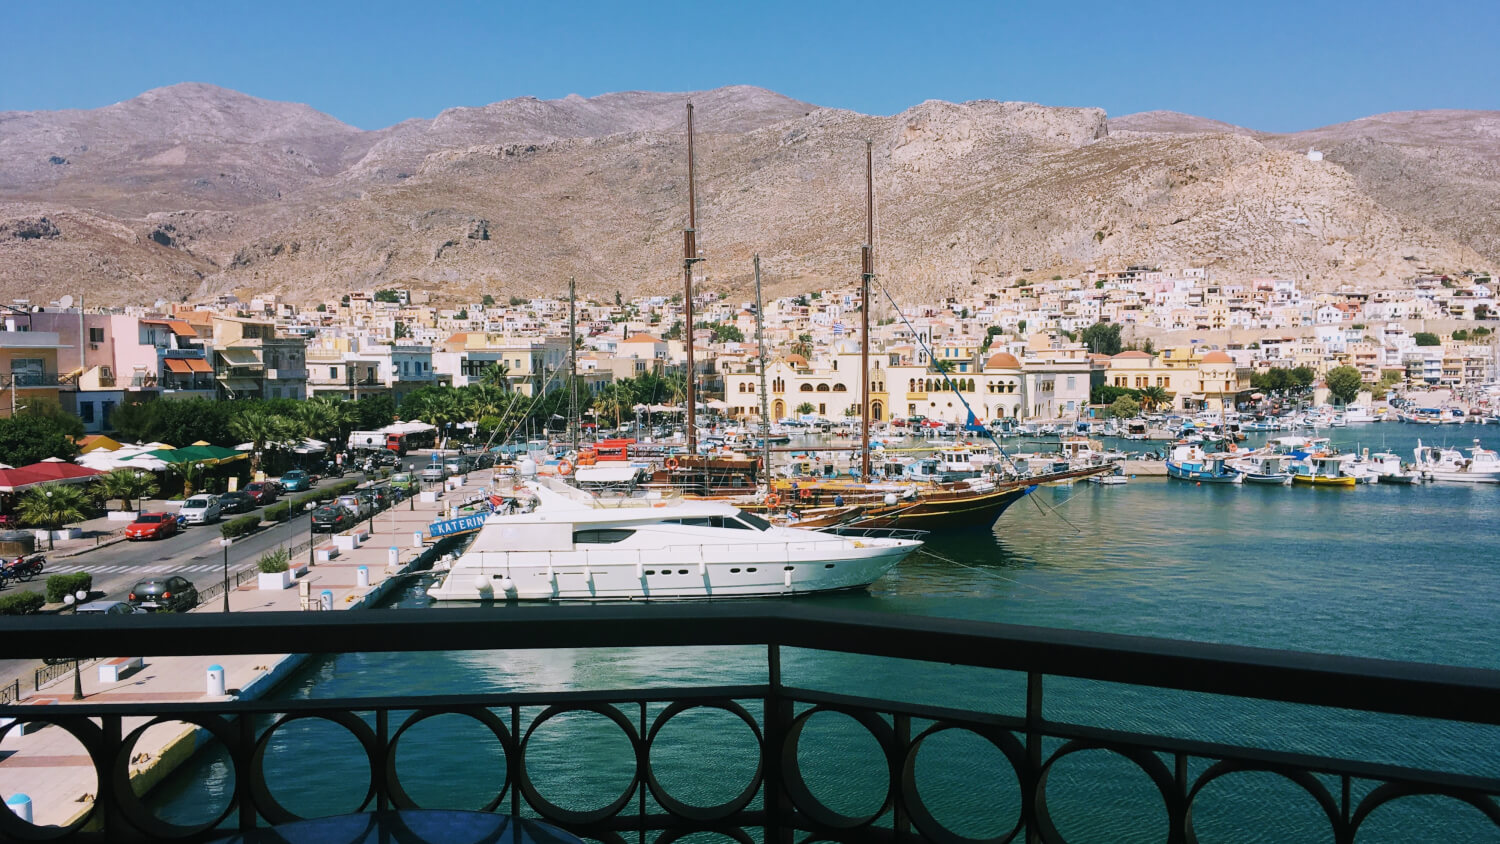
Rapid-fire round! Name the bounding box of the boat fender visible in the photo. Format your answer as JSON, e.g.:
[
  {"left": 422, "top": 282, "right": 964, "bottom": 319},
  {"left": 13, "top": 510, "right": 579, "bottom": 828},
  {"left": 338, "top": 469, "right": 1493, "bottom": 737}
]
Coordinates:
[
  {"left": 884, "top": 493, "right": 898, "bottom": 505},
  {"left": 499, "top": 576, "right": 515, "bottom": 593}
]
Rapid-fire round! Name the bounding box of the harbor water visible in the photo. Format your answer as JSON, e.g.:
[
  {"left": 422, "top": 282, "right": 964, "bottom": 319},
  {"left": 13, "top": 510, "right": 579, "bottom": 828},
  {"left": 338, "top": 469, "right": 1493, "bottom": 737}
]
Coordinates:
[{"left": 149, "top": 425, "right": 1500, "bottom": 842}]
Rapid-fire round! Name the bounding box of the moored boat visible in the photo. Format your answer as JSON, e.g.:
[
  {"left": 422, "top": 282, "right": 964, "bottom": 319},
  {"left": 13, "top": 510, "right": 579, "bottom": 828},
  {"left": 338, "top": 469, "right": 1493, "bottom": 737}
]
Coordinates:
[{"left": 1165, "top": 444, "right": 1243, "bottom": 483}]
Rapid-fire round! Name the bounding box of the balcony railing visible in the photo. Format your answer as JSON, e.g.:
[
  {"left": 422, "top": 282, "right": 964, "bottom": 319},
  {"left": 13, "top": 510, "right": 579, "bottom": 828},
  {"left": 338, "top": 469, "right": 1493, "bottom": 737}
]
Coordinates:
[
  {"left": 1, "top": 372, "right": 65, "bottom": 388},
  {"left": 1, "top": 605, "right": 1498, "bottom": 843}
]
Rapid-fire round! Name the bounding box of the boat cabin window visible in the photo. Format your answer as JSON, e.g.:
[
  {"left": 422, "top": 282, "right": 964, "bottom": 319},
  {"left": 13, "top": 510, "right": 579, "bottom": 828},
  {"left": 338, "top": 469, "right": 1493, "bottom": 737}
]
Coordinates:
[
  {"left": 573, "top": 529, "right": 636, "bottom": 544},
  {"left": 660, "top": 516, "right": 752, "bottom": 529}
]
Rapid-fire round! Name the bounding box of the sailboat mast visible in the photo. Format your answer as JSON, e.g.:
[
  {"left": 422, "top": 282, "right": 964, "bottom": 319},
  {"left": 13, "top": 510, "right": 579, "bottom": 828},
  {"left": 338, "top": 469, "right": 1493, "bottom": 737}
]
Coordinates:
[
  {"left": 683, "top": 103, "right": 700, "bottom": 455},
  {"left": 860, "top": 140, "right": 874, "bottom": 482},
  {"left": 754, "top": 255, "right": 771, "bottom": 480},
  {"left": 568, "top": 275, "right": 579, "bottom": 454}
]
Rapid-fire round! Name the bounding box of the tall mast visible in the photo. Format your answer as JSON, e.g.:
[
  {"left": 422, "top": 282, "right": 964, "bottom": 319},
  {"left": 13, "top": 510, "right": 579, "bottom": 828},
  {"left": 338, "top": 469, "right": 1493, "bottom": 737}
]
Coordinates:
[
  {"left": 568, "top": 275, "right": 579, "bottom": 454},
  {"left": 683, "top": 103, "right": 702, "bottom": 455},
  {"left": 860, "top": 140, "right": 874, "bottom": 482},
  {"left": 754, "top": 255, "right": 771, "bottom": 481}
]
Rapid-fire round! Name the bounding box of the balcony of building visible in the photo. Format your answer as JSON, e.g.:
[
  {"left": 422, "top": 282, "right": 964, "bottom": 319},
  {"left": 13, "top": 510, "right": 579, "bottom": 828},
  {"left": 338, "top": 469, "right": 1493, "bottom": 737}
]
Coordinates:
[{"left": 4, "top": 605, "right": 1496, "bottom": 844}]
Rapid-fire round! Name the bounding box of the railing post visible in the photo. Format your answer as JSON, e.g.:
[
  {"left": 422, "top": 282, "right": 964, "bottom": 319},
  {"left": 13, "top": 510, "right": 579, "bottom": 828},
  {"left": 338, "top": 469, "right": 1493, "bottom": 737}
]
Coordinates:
[
  {"left": 236, "top": 712, "right": 257, "bottom": 831},
  {"left": 375, "top": 709, "right": 389, "bottom": 811},
  {"left": 763, "top": 642, "right": 794, "bottom": 844},
  {"left": 1025, "top": 671, "right": 1043, "bottom": 844}
]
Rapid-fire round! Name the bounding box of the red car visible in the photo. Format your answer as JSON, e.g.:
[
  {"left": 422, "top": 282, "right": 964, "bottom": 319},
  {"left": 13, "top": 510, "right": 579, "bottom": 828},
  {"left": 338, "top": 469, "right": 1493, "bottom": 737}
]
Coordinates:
[
  {"left": 125, "top": 512, "right": 178, "bottom": 541},
  {"left": 244, "top": 482, "right": 279, "bottom": 505}
]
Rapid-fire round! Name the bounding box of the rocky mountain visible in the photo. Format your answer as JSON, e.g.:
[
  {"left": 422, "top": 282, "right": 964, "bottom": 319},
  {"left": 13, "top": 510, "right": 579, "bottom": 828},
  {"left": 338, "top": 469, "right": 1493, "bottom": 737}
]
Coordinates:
[{"left": 1, "top": 86, "right": 1495, "bottom": 306}]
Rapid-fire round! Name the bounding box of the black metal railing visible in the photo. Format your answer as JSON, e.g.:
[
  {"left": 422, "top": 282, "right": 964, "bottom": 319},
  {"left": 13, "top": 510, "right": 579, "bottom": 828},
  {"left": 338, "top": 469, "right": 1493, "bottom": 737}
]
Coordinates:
[
  {"left": 33, "top": 658, "right": 99, "bottom": 692},
  {"left": 0, "top": 677, "right": 18, "bottom": 705},
  {"left": 194, "top": 567, "right": 260, "bottom": 607},
  {"left": 1, "top": 606, "right": 1498, "bottom": 843}
]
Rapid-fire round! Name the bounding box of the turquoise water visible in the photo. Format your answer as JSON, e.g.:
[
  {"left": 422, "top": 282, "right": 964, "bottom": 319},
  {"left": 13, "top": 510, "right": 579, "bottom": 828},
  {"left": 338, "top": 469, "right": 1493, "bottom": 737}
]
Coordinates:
[{"left": 148, "top": 424, "right": 1500, "bottom": 842}]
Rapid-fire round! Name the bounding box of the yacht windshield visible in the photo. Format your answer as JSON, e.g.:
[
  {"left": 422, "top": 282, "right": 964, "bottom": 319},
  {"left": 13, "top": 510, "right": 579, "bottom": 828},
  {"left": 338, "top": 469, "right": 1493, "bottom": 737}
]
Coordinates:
[{"left": 736, "top": 511, "right": 771, "bottom": 531}]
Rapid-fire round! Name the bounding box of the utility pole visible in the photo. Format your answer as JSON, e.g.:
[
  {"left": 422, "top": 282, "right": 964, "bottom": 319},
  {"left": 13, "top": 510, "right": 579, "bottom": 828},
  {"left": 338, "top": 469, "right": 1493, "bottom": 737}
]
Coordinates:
[
  {"left": 683, "top": 103, "right": 703, "bottom": 456},
  {"left": 860, "top": 140, "right": 874, "bottom": 482},
  {"left": 569, "top": 276, "right": 579, "bottom": 455},
  {"left": 754, "top": 256, "right": 771, "bottom": 483}
]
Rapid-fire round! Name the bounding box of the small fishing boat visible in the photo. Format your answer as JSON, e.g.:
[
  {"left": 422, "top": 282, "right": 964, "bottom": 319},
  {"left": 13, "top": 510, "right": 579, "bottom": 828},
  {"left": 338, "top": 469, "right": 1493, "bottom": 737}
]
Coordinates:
[
  {"left": 1165, "top": 444, "right": 1243, "bottom": 484},
  {"left": 1290, "top": 454, "right": 1358, "bottom": 487},
  {"left": 1363, "top": 451, "right": 1420, "bottom": 485},
  {"left": 1233, "top": 454, "right": 1293, "bottom": 485}
]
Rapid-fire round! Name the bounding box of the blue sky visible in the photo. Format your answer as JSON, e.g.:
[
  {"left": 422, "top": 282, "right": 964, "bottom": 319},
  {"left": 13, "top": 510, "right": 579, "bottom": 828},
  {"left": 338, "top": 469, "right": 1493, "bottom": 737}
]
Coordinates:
[{"left": 2, "top": 0, "right": 1495, "bottom": 132}]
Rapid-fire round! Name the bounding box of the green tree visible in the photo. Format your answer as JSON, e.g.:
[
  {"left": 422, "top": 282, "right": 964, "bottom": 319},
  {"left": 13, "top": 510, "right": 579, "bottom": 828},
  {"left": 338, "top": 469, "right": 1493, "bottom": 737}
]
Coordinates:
[
  {"left": 790, "top": 333, "right": 814, "bottom": 360},
  {"left": 455, "top": 308, "right": 468, "bottom": 320},
  {"left": 353, "top": 395, "right": 396, "bottom": 429},
  {"left": 1414, "top": 332, "right": 1441, "bottom": 347},
  {"left": 1325, "top": 366, "right": 1363, "bottom": 405},
  {"left": 1452, "top": 329, "right": 1470, "bottom": 341},
  {"left": 480, "top": 361, "right": 511, "bottom": 389},
  {"left": 0, "top": 414, "right": 81, "bottom": 465},
  {"left": 481, "top": 294, "right": 496, "bottom": 307},
  {"left": 696, "top": 321, "right": 744, "bottom": 343},
  {"left": 1475, "top": 304, "right": 1490, "bottom": 320},
  {"left": 93, "top": 469, "right": 158, "bottom": 513},
  {"left": 394, "top": 321, "right": 411, "bottom": 340},
  {"left": 1078, "top": 322, "right": 1124, "bottom": 355},
  {"left": 794, "top": 402, "right": 816, "bottom": 416},
  {"left": 1291, "top": 366, "right": 1317, "bottom": 389},
  {"left": 228, "top": 409, "right": 293, "bottom": 475},
  {"left": 1137, "top": 385, "right": 1171, "bottom": 413},
  {"left": 1107, "top": 396, "right": 1141, "bottom": 419},
  {"left": 374, "top": 289, "right": 400, "bottom": 303},
  {"left": 1017, "top": 320, "right": 1027, "bottom": 335},
  {"left": 315, "top": 303, "right": 327, "bottom": 313},
  {"left": 16, "top": 484, "right": 90, "bottom": 550}
]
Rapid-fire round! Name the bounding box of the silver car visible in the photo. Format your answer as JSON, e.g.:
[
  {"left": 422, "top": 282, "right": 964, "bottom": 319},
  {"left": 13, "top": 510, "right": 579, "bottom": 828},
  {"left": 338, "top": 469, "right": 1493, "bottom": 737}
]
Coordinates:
[{"left": 179, "top": 494, "right": 222, "bottom": 525}]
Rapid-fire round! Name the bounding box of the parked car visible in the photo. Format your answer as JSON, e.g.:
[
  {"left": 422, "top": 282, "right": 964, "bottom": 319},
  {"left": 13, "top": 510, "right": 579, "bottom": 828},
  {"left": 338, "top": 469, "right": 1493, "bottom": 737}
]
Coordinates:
[
  {"left": 178, "top": 495, "right": 222, "bottom": 525},
  {"left": 335, "top": 494, "right": 372, "bottom": 520},
  {"left": 418, "top": 464, "right": 449, "bottom": 483},
  {"left": 245, "top": 482, "right": 279, "bottom": 505},
  {"left": 125, "top": 512, "right": 179, "bottom": 541},
  {"left": 279, "top": 469, "right": 312, "bottom": 492},
  {"left": 443, "top": 456, "right": 471, "bottom": 475},
  {"left": 127, "top": 576, "right": 199, "bottom": 612},
  {"left": 74, "top": 599, "right": 144, "bottom": 616},
  {"left": 218, "top": 491, "right": 256, "bottom": 514},
  {"left": 311, "top": 505, "right": 355, "bottom": 533}
]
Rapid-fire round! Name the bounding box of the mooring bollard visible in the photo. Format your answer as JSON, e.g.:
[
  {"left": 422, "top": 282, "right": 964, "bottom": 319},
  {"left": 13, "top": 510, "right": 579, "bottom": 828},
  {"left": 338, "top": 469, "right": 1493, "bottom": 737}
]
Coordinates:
[
  {"left": 387, "top": 546, "right": 399, "bottom": 567},
  {"left": 360, "top": 565, "right": 371, "bottom": 587},
  {"left": 320, "top": 590, "right": 333, "bottom": 611},
  {"left": 6, "top": 794, "right": 32, "bottom": 824},
  {"left": 412, "top": 531, "right": 423, "bottom": 549},
  {"left": 206, "top": 665, "right": 226, "bottom": 697}
]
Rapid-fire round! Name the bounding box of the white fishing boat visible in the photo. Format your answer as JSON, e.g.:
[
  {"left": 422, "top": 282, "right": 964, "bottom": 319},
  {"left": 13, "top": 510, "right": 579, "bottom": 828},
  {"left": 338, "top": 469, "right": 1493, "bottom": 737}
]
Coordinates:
[
  {"left": 1361, "top": 451, "right": 1421, "bottom": 485},
  {"left": 426, "top": 479, "right": 923, "bottom": 601},
  {"left": 1413, "top": 439, "right": 1500, "bottom": 484},
  {"left": 1230, "top": 454, "right": 1293, "bottom": 485}
]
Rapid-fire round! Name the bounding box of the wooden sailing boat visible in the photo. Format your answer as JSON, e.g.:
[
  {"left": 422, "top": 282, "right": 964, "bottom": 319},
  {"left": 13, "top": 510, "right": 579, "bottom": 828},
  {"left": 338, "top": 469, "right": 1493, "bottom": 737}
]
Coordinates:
[
  {"left": 644, "top": 103, "right": 764, "bottom": 496},
  {"left": 756, "top": 141, "right": 1114, "bottom": 530}
]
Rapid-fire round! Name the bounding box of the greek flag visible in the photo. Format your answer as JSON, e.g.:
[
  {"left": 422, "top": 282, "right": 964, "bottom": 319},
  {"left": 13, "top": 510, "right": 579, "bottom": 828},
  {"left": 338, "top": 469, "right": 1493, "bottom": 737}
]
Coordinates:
[{"left": 833, "top": 322, "right": 845, "bottom": 335}]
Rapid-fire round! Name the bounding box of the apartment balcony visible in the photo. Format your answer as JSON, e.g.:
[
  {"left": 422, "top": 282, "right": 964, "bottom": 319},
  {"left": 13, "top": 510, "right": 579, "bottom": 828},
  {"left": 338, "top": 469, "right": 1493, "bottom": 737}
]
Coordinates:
[
  {"left": 1, "top": 372, "right": 68, "bottom": 389},
  {"left": 6, "top": 605, "right": 1494, "bottom": 844}
]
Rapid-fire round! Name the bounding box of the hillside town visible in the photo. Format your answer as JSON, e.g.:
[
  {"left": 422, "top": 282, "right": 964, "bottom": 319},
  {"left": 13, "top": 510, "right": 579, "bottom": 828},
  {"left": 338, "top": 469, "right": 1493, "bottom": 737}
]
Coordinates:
[{"left": 2, "top": 265, "right": 1495, "bottom": 434}]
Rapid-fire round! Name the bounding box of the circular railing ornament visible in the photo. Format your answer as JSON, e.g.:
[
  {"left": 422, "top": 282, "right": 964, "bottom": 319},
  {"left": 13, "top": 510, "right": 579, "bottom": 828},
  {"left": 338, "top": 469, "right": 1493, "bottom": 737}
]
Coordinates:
[{"left": 644, "top": 699, "right": 765, "bottom": 822}]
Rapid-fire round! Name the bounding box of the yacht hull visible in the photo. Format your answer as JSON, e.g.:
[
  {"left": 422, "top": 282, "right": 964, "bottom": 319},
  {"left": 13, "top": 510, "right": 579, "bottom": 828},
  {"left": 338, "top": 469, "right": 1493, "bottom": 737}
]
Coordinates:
[{"left": 427, "top": 541, "right": 914, "bottom": 601}]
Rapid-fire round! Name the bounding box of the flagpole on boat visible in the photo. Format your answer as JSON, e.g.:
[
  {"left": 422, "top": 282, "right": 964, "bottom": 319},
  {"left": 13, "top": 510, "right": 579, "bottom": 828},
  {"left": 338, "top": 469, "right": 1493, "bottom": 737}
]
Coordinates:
[
  {"left": 754, "top": 255, "right": 772, "bottom": 485},
  {"left": 683, "top": 103, "right": 702, "bottom": 458}
]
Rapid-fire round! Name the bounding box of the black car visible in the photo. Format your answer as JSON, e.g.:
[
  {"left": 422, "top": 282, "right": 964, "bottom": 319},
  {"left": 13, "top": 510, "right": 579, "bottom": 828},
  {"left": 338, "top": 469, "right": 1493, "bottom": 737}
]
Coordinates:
[
  {"left": 218, "top": 491, "right": 257, "bottom": 514},
  {"left": 311, "top": 505, "right": 355, "bottom": 533},
  {"left": 127, "top": 576, "right": 199, "bottom": 612}
]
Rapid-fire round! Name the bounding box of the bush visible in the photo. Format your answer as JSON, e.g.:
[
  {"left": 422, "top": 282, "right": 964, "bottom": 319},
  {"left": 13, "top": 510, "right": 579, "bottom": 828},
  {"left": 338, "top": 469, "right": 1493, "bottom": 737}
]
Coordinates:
[
  {"left": 0, "top": 592, "right": 45, "bottom": 615},
  {"left": 257, "top": 548, "right": 290, "bottom": 574},
  {"left": 46, "top": 572, "right": 94, "bottom": 604},
  {"left": 219, "top": 514, "right": 261, "bottom": 539},
  {"left": 263, "top": 502, "right": 290, "bottom": 523}
]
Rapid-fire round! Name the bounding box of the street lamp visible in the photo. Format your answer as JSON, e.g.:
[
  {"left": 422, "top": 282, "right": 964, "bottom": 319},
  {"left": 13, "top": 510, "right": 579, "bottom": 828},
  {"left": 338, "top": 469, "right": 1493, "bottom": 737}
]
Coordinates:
[
  {"left": 63, "top": 589, "right": 88, "bottom": 700},
  {"left": 306, "top": 501, "right": 317, "bottom": 569},
  {"left": 219, "top": 537, "right": 233, "bottom": 612}
]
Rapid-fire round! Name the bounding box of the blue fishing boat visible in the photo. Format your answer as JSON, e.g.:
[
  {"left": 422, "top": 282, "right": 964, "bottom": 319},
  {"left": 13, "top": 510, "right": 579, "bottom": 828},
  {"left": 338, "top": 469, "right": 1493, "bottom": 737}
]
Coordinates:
[{"left": 1165, "top": 444, "right": 1243, "bottom": 483}]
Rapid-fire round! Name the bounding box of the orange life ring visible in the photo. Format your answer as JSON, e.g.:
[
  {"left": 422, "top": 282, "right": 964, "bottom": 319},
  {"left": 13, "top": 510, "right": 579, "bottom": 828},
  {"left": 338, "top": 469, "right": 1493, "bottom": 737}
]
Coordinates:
[
  {"left": 798, "top": 487, "right": 813, "bottom": 500},
  {"left": 765, "top": 493, "right": 782, "bottom": 507},
  {"left": 557, "top": 460, "right": 573, "bottom": 475},
  {"left": 665, "top": 457, "right": 681, "bottom": 470}
]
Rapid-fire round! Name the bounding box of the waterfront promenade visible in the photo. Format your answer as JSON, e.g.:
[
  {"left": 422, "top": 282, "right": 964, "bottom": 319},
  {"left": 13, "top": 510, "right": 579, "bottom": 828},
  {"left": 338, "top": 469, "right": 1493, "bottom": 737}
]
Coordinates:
[{"left": 0, "top": 477, "right": 469, "bottom": 828}]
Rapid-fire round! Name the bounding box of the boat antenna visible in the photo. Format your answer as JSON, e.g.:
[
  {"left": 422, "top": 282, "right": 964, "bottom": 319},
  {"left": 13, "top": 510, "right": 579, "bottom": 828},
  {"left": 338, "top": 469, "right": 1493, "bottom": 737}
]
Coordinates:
[
  {"left": 682, "top": 102, "right": 703, "bottom": 456},
  {"left": 569, "top": 275, "right": 579, "bottom": 455},
  {"left": 860, "top": 139, "right": 873, "bottom": 482},
  {"left": 754, "top": 255, "right": 771, "bottom": 484}
]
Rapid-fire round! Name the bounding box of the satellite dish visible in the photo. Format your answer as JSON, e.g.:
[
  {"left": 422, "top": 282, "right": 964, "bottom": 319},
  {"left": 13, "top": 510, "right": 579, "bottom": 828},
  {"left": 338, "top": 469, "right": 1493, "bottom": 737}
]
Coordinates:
[{"left": 57, "top": 295, "right": 74, "bottom": 308}]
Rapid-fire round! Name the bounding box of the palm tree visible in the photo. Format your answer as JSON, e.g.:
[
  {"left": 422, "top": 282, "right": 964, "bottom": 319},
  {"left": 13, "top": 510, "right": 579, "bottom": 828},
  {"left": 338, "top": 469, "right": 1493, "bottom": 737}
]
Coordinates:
[
  {"left": 310, "top": 395, "right": 358, "bottom": 443},
  {"left": 16, "top": 484, "right": 90, "bottom": 550},
  {"left": 1138, "top": 385, "right": 1171, "bottom": 413},
  {"left": 790, "top": 333, "right": 814, "bottom": 360},
  {"left": 594, "top": 383, "right": 634, "bottom": 429},
  {"left": 661, "top": 373, "right": 688, "bottom": 405},
  {"left": 415, "top": 390, "right": 464, "bottom": 447},
  {"left": 93, "top": 469, "right": 159, "bottom": 513},
  {"left": 292, "top": 401, "right": 338, "bottom": 445},
  {"left": 228, "top": 409, "right": 293, "bottom": 476},
  {"left": 167, "top": 460, "right": 209, "bottom": 498},
  {"left": 480, "top": 361, "right": 511, "bottom": 389}
]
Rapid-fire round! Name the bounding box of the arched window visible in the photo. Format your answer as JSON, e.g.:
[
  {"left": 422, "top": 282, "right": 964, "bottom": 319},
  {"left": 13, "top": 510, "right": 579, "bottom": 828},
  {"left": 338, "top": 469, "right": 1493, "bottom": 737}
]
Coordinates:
[
  {"left": 909, "top": 379, "right": 917, "bottom": 391},
  {"left": 800, "top": 383, "right": 814, "bottom": 392},
  {"left": 871, "top": 401, "right": 884, "bottom": 421},
  {"left": 816, "top": 384, "right": 830, "bottom": 392},
  {"left": 832, "top": 383, "right": 847, "bottom": 392}
]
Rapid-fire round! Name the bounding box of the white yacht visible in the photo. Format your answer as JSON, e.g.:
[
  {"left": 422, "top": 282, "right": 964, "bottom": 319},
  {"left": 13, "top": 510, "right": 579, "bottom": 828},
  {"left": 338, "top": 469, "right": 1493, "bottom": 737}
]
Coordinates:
[
  {"left": 426, "top": 480, "right": 922, "bottom": 601},
  {"left": 1413, "top": 439, "right": 1500, "bottom": 484}
]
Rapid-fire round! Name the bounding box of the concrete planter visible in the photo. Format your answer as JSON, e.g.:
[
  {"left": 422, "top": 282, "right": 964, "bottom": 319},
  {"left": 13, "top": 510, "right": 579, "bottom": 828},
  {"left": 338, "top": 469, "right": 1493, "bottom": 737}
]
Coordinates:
[
  {"left": 106, "top": 511, "right": 138, "bottom": 522},
  {"left": 35, "top": 528, "right": 82, "bottom": 543},
  {"left": 257, "top": 570, "right": 293, "bottom": 590},
  {"left": 333, "top": 533, "right": 361, "bottom": 551}
]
